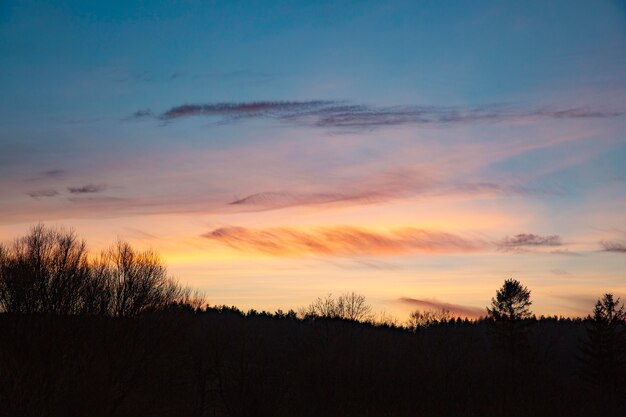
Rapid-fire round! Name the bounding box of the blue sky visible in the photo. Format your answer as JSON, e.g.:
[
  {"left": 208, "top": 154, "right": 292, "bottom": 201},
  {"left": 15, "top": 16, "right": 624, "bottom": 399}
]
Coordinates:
[{"left": 1, "top": 0, "right": 625, "bottom": 318}]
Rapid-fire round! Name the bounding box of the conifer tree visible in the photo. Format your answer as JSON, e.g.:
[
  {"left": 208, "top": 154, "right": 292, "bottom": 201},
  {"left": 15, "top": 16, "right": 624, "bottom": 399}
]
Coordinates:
[
  {"left": 579, "top": 293, "right": 626, "bottom": 405},
  {"left": 487, "top": 279, "right": 533, "bottom": 355}
]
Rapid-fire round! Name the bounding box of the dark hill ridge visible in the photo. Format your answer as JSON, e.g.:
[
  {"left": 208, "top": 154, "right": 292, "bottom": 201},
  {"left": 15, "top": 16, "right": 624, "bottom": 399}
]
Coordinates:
[{"left": 0, "top": 309, "right": 622, "bottom": 417}]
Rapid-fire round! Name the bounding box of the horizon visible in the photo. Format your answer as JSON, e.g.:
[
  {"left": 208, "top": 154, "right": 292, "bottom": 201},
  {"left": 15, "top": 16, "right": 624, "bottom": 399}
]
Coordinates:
[{"left": 1, "top": 0, "right": 625, "bottom": 320}]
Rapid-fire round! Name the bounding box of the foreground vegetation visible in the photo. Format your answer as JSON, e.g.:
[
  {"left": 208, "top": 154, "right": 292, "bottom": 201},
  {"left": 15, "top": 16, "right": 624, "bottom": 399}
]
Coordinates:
[{"left": 0, "top": 226, "right": 624, "bottom": 417}]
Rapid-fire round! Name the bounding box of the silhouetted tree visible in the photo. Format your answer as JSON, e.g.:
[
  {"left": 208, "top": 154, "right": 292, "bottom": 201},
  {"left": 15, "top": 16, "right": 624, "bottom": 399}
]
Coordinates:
[
  {"left": 97, "top": 241, "right": 191, "bottom": 317},
  {"left": 336, "top": 292, "right": 373, "bottom": 322},
  {"left": 303, "top": 293, "right": 338, "bottom": 318},
  {"left": 487, "top": 279, "right": 533, "bottom": 356},
  {"left": 82, "top": 254, "right": 115, "bottom": 315},
  {"left": 487, "top": 278, "right": 532, "bottom": 321},
  {"left": 0, "top": 224, "right": 90, "bottom": 314},
  {"left": 579, "top": 293, "right": 626, "bottom": 408},
  {"left": 302, "top": 292, "right": 372, "bottom": 321},
  {"left": 0, "top": 225, "right": 199, "bottom": 317},
  {"left": 407, "top": 309, "right": 451, "bottom": 331}
]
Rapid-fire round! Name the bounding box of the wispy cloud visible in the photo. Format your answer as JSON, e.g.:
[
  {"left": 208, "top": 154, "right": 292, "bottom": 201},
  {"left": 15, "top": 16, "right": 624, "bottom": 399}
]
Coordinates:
[
  {"left": 230, "top": 182, "right": 554, "bottom": 212},
  {"left": 442, "top": 182, "right": 550, "bottom": 197},
  {"left": 227, "top": 171, "right": 549, "bottom": 213},
  {"left": 548, "top": 249, "right": 581, "bottom": 256},
  {"left": 549, "top": 294, "right": 602, "bottom": 316},
  {"left": 398, "top": 297, "right": 485, "bottom": 318},
  {"left": 600, "top": 240, "right": 626, "bottom": 253},
  {"left": 158, "top": 100, "right": 334, "bottom": 121},
  {"left": 42, "top": 169, "right": 67, "bottom": 178},
  {"left": 136, "top": 100, "right": 624, "bottom": 129},
  {"left": 110, "top": 69, "right": 278, "bottom": 84},
  {"left": 123, "top": 227, "right": 159, "bottom": 240},
  {"left": 202, "top": 226, "right": 485, "bottom": 257},
  {"left": 497, "top": 233, "right": 563, "bottom": 252},
  {"left": 229, "top": 191, "right": 387, "bottom": 210},
  {"left": 25, "top": 169, "right": 68, "bottom": 182},
  {"left": 226, "top": 169, "right": 431, "bottom": 211},
  {"left": 27, "top": 189, "right": 59, "bottom": 198},
  {"left": 131, "top": 109, "right": 153, "bottom": 119},
  {"left": 67, "top": 184, "right": 107, "bottom": 194},
  {"left": 66, "top": 196, "right": 124, "bottom": 204}
]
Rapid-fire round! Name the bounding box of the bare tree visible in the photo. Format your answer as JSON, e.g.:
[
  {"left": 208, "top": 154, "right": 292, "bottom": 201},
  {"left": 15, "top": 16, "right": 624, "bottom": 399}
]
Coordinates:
[
  {"left": 302, "top": 292, "right": 372, "bottom": 322},
  {"left": 336, "top": 292, "right": 373, "bottom": 322},
  {"left": 0, "top": 225, "right": 200, "bottom": 317},
  {"left": 302, "top": 294, "right": 339, "bottom": 319},
  {"left": 0, "top": 224, "right": 90, "bottom": 314},
  {"left": 81, "top": 254, "right": 115, "bottom": 315},
  {"left": 406, "top": 308, "right": 452, "bottom": 331},
  {"left": 100, "top": 241, "right": 189, "bottom": 317}
]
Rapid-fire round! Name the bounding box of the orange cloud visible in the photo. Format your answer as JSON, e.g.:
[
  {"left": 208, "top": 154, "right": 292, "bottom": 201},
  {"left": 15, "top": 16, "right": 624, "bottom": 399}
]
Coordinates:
[{"left": 202, "top": 226, "right": 485, "bottom": 257}]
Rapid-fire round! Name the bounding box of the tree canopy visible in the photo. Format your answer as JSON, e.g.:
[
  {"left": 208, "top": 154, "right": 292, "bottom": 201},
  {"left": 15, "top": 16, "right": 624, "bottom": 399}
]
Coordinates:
[
  {"left": 487, "top": 278, "right": 533, "bottom": 321},
  {"left": 302, "top": 292, "right": 373, "bottom": 322},
  {"left": 579, "top": 293, "right": 626, "bottom": 398},
  {"left": 0, "top": 224, "right": 198, "bottom": 317}
]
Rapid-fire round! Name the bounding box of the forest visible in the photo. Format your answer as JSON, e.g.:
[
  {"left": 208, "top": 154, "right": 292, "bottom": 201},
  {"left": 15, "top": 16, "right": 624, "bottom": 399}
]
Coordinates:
[{"left": 0, "top": 225, "right": 624, "bottom": 417}]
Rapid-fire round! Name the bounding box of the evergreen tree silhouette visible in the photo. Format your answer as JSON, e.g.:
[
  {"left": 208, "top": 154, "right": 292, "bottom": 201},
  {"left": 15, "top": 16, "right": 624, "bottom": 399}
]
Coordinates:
[
  {"left": 486, "top": 279, "right": 533, "bottom": 356},
  {"left": 579, "top": 294, "right": 626, "bottom": 410}
]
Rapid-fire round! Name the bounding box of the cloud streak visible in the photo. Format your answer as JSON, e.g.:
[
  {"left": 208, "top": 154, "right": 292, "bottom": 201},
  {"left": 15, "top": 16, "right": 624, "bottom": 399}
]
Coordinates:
[
  {"left": 600, "top": 240, "right": 626, "bottom": 253},
  {"left": 398, "top": 297, "right": 485, "bottom": 318},
  {"left": 25, "top": 169, "right": 68, "bottom": 182},
  {"left": 41, "top": 169, "right": 67, "bottom": 178},
  {"left": 138, "top": 100, "right": 624, "bottom": 129},
  {"left": 227, "top": 170, "right": 550, "bottom": 213},
  {"left": 159, "top": 100, "right": 334, "bottom": 121},
  {"left": 549, "top": 294, "right": 602, "bottom": 315},
  {"left": 202, "top": 226, "right": 485, "bottom": 257},
  {"left": 226, "top": 169, "right": 432, "bottom": 211},
  {"left": 67, "top": 184, "right": 107, "bottom": 194},
  {"left": 228, "top": 183, "right": 544, "bottom": 212},
  {"left": 442, "top": 182, "right": 550, "bottom": 197},
  {"left": 497, "top": 233, "right": 563, "bottom": 252},
  {"left": 132, "top": 109, "right": 153, "bottom": 119},
  {"left": 229, "top": 191, "right": 389, "bottom": 210},
  {"left": 27, "top": 189, "right": 59, "bottom": 198}
]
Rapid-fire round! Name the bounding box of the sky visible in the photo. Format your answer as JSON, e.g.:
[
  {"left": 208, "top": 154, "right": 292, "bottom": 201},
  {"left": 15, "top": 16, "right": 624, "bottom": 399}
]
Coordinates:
[{"left": 1, "top": 0, "right": 626, "bottom": 319}]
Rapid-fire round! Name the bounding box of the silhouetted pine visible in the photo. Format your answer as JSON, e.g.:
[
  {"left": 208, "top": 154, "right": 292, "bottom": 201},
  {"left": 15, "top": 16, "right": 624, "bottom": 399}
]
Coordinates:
[
  {"left": 579, "top": 294, "right": 626, "bottom": 409},
  {"left": 487, "top": 279, "right": 534, "bottom": 356}
]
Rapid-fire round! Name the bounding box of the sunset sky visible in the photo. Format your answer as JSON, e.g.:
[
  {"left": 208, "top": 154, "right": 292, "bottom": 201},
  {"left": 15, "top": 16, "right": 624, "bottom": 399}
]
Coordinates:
[{"left": 1, "top": 0, "right": 625, "bottom": 319}]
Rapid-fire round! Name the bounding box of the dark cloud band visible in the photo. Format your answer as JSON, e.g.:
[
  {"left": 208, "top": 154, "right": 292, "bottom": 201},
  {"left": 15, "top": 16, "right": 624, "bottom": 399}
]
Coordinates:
[
  {"left": 67, "top": 184, "right": 106, "bottom": 194},
  {"left": 135, "top": 100, "right": 624, "bottom": 129},
  {"left": 497, "top": 233, "right": 562, "bottom": 252},
  {"left": 27, "top": 189, "right": 59, "bottom": 198}
]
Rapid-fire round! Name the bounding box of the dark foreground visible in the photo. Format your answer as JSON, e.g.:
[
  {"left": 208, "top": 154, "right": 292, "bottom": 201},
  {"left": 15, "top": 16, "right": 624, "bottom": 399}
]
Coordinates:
[{"left": 0, "top": 309, "right": 624, "bottom": 417}]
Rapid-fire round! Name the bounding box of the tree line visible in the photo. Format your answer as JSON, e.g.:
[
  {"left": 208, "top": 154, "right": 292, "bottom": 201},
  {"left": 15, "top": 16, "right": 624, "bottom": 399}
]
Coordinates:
[
  {"left": 2, "top": 225, "right": 620, "bottom": 325},
  {"left": 0, "top": 224, "right": 625, "bottom": 416}
]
